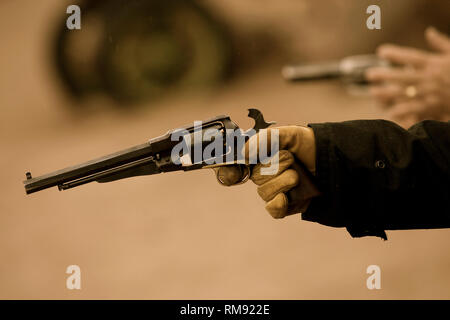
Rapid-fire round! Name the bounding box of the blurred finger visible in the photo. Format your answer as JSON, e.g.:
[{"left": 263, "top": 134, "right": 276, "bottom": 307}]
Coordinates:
[
  {"left": 250, "top": 150, "right": 294, "bottom": 186},
  {"left": 388, "top": 101, "right": 427, "bottom": 119},
  {"left": 368, "top": 84, "right": 403, "bottom": 106},
  {"left": 426, "top": 26, "right": 450, "bottom": 53},
  {"left": 265, "top": 193, "right": 288, "bottom": 219},
  {"left": 394, "top": 114, "right": 420, "bottom": 129},
  {"left": 376, "top": 44, "right": 430, "bottom": 67},
  {"left": 394, "top": 83, "right": 438, "bottom": 102},
  {"left": 257, "top": 169, "right": 299, "bottom": 202},
  {"left": 366, "top": 67, "right": 424, "bottom": 84}
]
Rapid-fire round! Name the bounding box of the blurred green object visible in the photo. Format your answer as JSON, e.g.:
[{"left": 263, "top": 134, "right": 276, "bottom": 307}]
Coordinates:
[{"left": 54, "top": 0, "right": 232, "bottom": 105}]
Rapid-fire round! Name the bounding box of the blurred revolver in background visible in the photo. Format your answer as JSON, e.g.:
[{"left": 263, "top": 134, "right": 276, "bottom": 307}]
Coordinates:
[{"left": 282, "top": 54, "right": 390, "bottom": 86}]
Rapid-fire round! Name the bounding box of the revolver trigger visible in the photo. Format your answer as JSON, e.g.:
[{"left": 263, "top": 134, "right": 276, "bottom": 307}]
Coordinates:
[{"left": 247, "top": 108, "right": 276, "bottom": 132}]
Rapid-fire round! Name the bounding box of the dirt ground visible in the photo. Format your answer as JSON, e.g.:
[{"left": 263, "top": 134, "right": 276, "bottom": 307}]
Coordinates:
[{"left": 1, "top": 1, "right": 449, "bottom": 299}]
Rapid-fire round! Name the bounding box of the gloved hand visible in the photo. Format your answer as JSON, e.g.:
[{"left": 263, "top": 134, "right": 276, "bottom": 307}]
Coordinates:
[{"left": 214, "top": 126, "right": 319, "bottom": 218}]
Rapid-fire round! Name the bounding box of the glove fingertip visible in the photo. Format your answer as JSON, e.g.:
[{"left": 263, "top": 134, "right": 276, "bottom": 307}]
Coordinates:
[{"left": 265, "top": 193, "right": 288, "bottom": 219}]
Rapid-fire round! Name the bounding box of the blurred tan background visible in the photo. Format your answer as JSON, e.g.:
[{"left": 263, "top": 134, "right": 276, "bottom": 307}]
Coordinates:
[{"left": 1, "top": 0, "right": 450, "bottom": 299}]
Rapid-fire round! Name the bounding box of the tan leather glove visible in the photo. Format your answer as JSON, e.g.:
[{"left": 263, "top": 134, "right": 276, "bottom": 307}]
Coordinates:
[{"left": 214, "top": 126, "right": 319, "bottom": 218}]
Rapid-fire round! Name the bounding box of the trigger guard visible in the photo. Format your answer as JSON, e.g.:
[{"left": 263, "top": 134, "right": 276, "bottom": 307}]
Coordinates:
[
  {"left": 238, "top": 166, "right": 251, "bottom": 184},
  {"left": 216, "top": 165, "right": 250, "bottom": 186}
]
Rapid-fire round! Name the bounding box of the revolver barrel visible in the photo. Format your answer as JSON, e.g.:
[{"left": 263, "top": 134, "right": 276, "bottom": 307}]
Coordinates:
[
  {"left": 23, "top": 143, "right": 154, "bottom": 194},
  {"left": 282, "top": 54, "right": 390, "bottom": 84}
]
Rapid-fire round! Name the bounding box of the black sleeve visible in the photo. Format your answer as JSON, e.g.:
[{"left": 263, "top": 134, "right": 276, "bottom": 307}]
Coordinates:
[{"left": 303, "top": 120, "right": 450, "bottom": 240}]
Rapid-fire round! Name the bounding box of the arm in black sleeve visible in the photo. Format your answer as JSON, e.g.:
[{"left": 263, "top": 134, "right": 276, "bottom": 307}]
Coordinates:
[{"left": 303, "top": 120, "right": 450, "bottom": 240}]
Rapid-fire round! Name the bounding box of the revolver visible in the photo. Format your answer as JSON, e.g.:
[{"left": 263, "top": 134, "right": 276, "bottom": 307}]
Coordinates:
[
  {"left": 282, "top": 54, "right": 390, "bottom": 85},
  {"left": 23, "top": 109, "right": 320, "bottom": 214}
]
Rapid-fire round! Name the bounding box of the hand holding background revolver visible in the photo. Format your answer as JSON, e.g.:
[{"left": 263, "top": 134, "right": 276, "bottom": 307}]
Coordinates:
[{"left": 366, "top": 27, "right": 450, "bottom": 128}]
